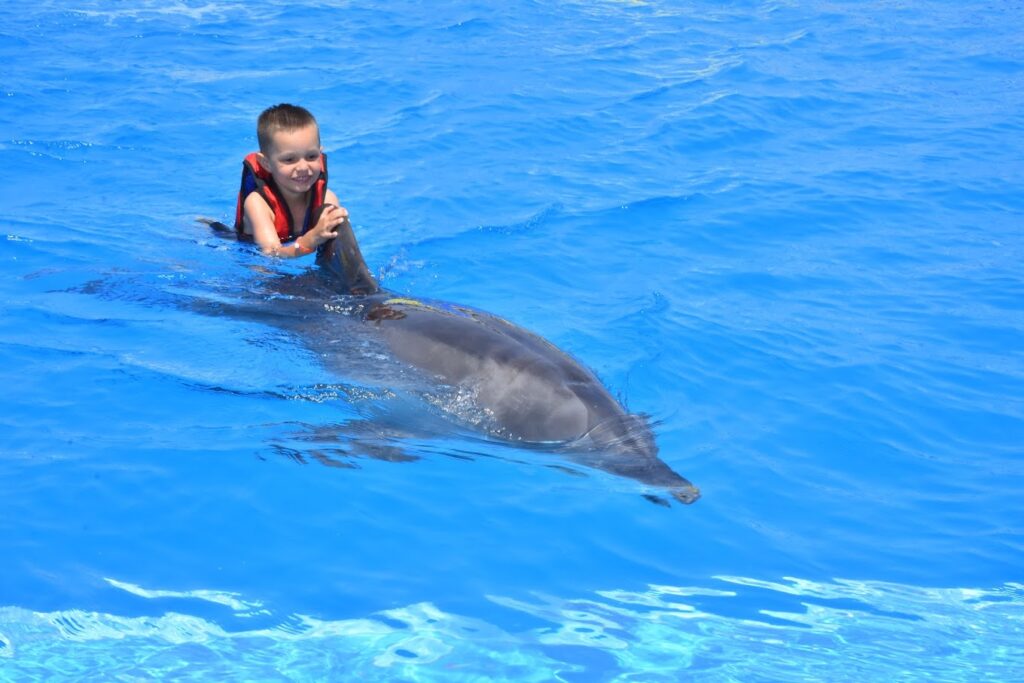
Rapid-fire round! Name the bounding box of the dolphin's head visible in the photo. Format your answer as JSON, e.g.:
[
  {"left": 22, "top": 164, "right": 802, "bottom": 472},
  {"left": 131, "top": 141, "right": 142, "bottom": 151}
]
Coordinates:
[
  {"left": 579, "top": 414, "right": 700, "bottom": 505},
  {"left": 584, "top": 413, "right": 658, "bottom": 458}
]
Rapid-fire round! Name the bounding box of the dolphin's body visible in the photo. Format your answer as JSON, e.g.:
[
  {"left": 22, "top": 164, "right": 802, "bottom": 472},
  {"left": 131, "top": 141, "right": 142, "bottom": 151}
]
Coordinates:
[{"left": 295, "top": 213, "right": 700, "bottom": 505}]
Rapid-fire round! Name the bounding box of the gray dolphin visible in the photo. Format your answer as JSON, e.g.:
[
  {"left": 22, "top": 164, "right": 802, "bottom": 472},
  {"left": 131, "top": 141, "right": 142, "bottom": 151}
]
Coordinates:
[{"left": 306, "top": 210, "right": 700, "bottom": 505}]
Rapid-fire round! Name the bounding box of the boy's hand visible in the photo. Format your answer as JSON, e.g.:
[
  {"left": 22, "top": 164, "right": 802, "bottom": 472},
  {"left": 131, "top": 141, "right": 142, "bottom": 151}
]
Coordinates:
[{"left": 307, "top": 203, "right": 349, "bottom": 246}]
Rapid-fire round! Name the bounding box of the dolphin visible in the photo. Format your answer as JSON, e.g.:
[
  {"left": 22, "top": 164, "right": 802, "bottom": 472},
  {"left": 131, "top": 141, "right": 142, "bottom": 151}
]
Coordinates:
[{"left": 291, "top": 208, "right": 701, "bottom": 505}]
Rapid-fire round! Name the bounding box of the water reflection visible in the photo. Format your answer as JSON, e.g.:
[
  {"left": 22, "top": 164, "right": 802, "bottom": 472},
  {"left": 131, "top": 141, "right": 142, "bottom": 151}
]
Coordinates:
[{"left": 1, "top": 577, "right": 1018, "bottom": 681}]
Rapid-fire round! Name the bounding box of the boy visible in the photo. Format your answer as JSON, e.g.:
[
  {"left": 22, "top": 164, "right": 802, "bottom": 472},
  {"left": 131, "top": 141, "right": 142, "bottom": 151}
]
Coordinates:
[{"left": 234, "top": 103, "right": 348, "bottom": 258}]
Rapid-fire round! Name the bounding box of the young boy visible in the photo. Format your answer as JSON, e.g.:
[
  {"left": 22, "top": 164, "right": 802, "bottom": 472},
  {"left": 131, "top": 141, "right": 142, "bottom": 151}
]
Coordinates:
[{"left": 233, "top": 103, "right": 348, "bottom": 258}]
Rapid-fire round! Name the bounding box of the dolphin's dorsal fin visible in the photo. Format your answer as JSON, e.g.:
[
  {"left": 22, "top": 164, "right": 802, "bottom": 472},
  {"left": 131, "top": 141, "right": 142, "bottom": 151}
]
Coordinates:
[{"left": 313, "top": 205, "right": 380, "bottom": 295}]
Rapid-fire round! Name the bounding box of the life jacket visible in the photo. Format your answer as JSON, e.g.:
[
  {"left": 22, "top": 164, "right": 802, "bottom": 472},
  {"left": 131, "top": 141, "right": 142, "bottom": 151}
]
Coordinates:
[{"left": 233, "top": 152, "right": 328, "bottom": 241}]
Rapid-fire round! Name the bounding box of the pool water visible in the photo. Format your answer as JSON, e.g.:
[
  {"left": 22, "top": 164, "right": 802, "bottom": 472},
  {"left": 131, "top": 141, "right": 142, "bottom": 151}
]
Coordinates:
[{"left": 1, "top": 1, "right": 1022, "bottom": 680}]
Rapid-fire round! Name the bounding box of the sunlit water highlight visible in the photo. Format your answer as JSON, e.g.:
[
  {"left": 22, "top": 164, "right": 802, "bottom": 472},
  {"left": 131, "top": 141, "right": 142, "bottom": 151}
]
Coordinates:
[{"left": 2, "top": 578, "right": 1021, "bottom": 682}]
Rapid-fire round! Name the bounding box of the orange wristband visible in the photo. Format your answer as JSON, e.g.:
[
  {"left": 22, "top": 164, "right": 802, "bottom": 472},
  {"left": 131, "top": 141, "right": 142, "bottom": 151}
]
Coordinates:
[{"left": 294, "top": 239, "right": 312, "bottom": 256}]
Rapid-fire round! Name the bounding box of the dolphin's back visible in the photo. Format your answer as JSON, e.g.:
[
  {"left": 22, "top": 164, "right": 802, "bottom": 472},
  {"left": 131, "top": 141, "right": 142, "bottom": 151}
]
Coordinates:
[{"left": 367, "top": 297, "right": 622, "bottom": 443}]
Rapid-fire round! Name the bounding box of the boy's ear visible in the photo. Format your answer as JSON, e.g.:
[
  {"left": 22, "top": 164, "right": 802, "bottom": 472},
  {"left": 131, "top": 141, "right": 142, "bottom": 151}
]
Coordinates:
[{"left": 255, "top": 152, "right": 270, "bottom": 171}]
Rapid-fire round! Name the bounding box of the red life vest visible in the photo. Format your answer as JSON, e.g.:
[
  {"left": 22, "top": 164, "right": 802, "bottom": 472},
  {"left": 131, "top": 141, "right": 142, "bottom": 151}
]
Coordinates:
[{"left": 233, "top": 152, "right": 328, "bottom": 241}]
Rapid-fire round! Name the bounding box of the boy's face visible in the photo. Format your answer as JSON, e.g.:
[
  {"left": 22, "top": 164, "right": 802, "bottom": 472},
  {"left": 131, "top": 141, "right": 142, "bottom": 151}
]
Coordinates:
[{"left": 258, "top": 123, "right": 323, "bottom": 197}]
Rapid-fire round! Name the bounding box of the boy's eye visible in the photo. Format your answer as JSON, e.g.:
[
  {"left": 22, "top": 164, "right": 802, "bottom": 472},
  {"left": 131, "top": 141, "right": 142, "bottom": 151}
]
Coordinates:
[{"left": 306, "top": 153, "right": 320, "bottom": 161}]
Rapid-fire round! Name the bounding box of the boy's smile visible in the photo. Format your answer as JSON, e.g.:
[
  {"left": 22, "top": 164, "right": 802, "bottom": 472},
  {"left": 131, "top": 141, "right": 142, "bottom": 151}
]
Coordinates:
[{"left": 258, "top": 123, "right": 323, "bottom": 198}]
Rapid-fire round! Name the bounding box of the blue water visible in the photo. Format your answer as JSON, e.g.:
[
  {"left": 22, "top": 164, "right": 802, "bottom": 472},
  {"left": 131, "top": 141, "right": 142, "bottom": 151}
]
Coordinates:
[{"left": 2, "top": 0, "right": 1023, "bottom": 680}]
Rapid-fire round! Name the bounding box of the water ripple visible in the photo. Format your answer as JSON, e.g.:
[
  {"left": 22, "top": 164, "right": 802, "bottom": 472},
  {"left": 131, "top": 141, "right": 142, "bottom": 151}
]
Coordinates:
[{"left": 1, "top": 577, "right": 1019, "bottom": 681}]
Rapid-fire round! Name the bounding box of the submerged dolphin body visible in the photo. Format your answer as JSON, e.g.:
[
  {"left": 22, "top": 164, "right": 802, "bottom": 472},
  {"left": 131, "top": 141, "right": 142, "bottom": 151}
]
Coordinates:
[{"left": 304, "top": 211, "right": 700, "bottom": 505}]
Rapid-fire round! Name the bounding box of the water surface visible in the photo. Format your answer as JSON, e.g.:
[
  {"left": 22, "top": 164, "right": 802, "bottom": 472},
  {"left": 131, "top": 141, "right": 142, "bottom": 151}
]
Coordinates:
[{"left": 1, "top": 1, "right": 1022, "bottom": 680}]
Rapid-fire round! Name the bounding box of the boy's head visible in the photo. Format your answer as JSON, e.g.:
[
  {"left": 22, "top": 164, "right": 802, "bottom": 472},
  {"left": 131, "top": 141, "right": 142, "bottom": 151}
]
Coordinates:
[
  {"left": 257, "top": 103, "right": 320, "bottom": 155},
  {"left": 255, "top": 103, "right": 324, "bottom": 197}
]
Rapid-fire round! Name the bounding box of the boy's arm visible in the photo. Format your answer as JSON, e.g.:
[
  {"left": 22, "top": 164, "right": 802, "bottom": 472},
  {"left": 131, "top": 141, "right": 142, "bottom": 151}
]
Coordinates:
[
  {"left": 243, "top": 192, "right": 347, "bottom": 258},
  {"left": 303, "top": 190, "right": 348, "bottom": 253},
  {"left": 243, "top": 192, "right": 295, "bottom": 257}
]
